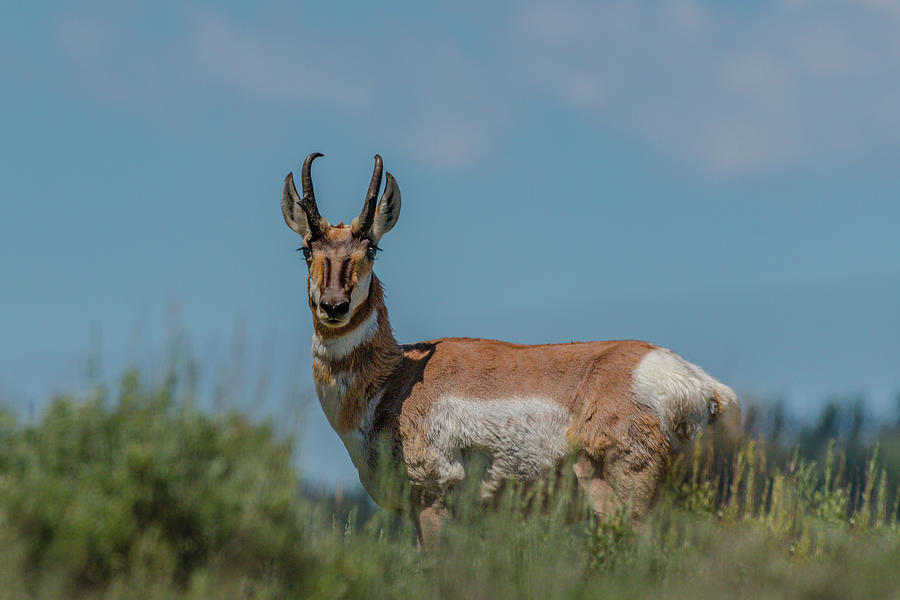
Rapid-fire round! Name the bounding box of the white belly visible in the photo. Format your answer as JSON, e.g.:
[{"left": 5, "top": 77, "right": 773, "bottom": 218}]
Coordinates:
[{"left": 426, "top": 396, "right": 571, "bottom": 496}]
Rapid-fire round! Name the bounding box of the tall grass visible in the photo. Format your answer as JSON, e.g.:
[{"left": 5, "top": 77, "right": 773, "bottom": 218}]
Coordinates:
[{"left": 1, "top": 367, "right": 899, "bottom": 599}]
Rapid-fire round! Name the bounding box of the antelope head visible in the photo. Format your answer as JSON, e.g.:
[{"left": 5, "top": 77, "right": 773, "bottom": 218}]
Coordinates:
[{"left": 282, "top": 153, "right": 401, "bottom": 329}]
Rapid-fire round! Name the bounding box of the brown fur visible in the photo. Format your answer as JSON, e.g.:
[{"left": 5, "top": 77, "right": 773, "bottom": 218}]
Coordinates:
[
  {"left": 371, "top": 335, "right": 667, "bottom": 478},
  {"left": 287, "top": 169, "right": 697, "bottom": 545},
  {"left": 311, "top": 264, "right": 670, "bottom": 525}
]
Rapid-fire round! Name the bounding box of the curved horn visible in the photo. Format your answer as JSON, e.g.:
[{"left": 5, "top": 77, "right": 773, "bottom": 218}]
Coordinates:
[
  {"left": 299, "top": 152, "right": 324, "bottom": 235},
  {"left": 353, "top": 154, "right": 382, "bottom": 236},
  {"left": 301, "top": 152, "right": 323, "bottom": 200}
]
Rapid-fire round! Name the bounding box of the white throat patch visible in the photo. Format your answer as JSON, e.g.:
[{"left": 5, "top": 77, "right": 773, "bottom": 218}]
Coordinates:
[{"left": 312, "top": 307, "right": 379, "bottom": 361}]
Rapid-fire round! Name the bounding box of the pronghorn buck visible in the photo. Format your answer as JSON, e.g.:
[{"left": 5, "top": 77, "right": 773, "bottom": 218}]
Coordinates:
[{"left": 282, "top": 153, "right": 739, "bottom": 544}]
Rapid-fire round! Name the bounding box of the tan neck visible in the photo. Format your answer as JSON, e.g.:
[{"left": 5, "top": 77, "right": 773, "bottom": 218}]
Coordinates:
[{"left": 311, "top": 275, "right": 402, "bottom": 432}]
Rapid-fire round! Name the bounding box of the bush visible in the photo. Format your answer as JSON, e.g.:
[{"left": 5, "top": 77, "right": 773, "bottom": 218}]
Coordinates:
[{"left": 0, "top": 369, "right": 312, "bottom": 598}]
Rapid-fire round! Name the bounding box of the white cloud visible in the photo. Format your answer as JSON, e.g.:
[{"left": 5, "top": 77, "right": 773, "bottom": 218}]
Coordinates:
[
  {"left": 53, "top": 1, "right": 900, "bottom": 173},
  {"left": 53, "top": 6, "right": 506, "bottom": 169},
  {"left": 57, "top": 16, "right": 108, "bottom": 63},
  {"left": 857, "top": 0, "right": 900, "bottom": 19},
  {"left": 186, "top": 15, "right": 506, "bottom": 167},
  {"left": 510, "top": 0, "right": 900, "bottom": 172},
  {"left": 186, "top": 12, "right": 374, "bottom": 112}
]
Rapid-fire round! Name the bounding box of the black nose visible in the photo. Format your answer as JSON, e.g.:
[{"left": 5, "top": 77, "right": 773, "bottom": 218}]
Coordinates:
[{"left": 320, "top": 301, "right": 350, "bottom": 318}]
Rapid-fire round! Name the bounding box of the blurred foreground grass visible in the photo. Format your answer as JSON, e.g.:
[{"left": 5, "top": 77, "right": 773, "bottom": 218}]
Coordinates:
[{"left": 2, "top": 368, "right": 900, "bottom": 599}]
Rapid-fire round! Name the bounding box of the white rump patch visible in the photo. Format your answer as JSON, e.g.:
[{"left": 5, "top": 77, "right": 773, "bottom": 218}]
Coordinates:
[
  {"left": 311, "top": 308, "right": 379, "bottom": 361},
  {"left": 632, "top": 348, "right": 738, "bottom": 445},
  {"left": 426, "top": 397, "right": 571, "bottom": 497}
]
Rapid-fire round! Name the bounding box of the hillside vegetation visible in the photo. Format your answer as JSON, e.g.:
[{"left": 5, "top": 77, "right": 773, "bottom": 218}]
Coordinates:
[{"left": 1, "top": 368, "right": 899, "bottom": 599}]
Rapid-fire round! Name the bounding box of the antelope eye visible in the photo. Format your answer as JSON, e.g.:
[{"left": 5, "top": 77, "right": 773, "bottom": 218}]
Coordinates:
[
  {"left": 298, "top": 247, "right": 311, "bottom": 260},
  {"left": 366, "top": 244, "right": 379, "bottom": 260}
]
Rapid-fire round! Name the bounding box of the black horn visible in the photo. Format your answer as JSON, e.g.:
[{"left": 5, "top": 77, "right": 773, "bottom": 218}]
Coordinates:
[
  {"left": 353, "top": 154, "right": 382, "bottom": 236},
  {"left": 299, "top": 152, "right": 324, "bottom": 235}
]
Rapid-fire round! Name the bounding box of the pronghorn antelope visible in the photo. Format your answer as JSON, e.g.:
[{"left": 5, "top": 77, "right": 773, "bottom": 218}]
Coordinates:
[{"left": 282, "top": 153, "right": 739, "bottom": 544}]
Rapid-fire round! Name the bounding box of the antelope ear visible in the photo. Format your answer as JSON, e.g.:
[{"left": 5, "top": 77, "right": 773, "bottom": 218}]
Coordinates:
[
  {"left": 282, "top": 173, "right": 311, "bottom": 236},
  {"left": 370, "top": 173, "right": 401, "bottom": 242}
]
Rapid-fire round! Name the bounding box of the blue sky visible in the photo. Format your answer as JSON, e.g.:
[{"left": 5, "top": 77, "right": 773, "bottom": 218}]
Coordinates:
[{"left": 2, "top": 1, "right": 899, "bottom": 485}]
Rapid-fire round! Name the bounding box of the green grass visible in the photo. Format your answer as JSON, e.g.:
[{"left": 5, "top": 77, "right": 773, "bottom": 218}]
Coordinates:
[{"left": 2, "top": 368, "right": 900, "bottom": 599}]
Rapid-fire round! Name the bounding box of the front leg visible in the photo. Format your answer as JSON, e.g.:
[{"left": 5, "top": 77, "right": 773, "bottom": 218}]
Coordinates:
[{"left": 414, "top": 501, "right": 448, "bottom": 548}]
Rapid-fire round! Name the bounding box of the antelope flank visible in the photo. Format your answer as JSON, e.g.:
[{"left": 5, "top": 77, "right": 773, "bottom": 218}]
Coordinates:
[{"left": 281, "top": 153, "right": 739, "bottom": 544}]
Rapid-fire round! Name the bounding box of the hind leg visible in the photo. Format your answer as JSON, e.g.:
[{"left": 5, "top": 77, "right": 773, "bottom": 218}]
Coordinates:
[
  {"left": 606, "top": 451, "right": 668, "bottom": 520},
  {"left": 573, "top": 453, "right": 616, "bottom": 519},
  {"left": 574, "top": 451, "right": 667, "bottom": 521}
]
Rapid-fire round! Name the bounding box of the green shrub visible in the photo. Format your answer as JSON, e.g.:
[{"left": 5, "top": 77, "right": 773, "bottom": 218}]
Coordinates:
[{"left": 0, "top": 369, "right": 312, "bottom": 598}]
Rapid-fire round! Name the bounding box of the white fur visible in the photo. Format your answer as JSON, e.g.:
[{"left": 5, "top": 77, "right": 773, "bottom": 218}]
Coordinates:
[
  {"left": 315, "top": 372, "right": 384, "bottom": 500},
  {"left": 337, "top": 389, "right": 384, "bottom": 492},
  {"left": 311, "top": 307, "right": 379, "bottom": 361},
  {"left": 315, "top": 371, "right": 355, "bottom": 430},
  {"left": 632, "top": 348, "right": 738, "bottom": 445},
  {"left": 308, "top": 278, "right": 322, "bottom": 307},
  {"left": 348, "top": 271, "right": 372, "bottom": 315},
  {"left": 426, "top": 397, "right": 571, "bottom": 497}
]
